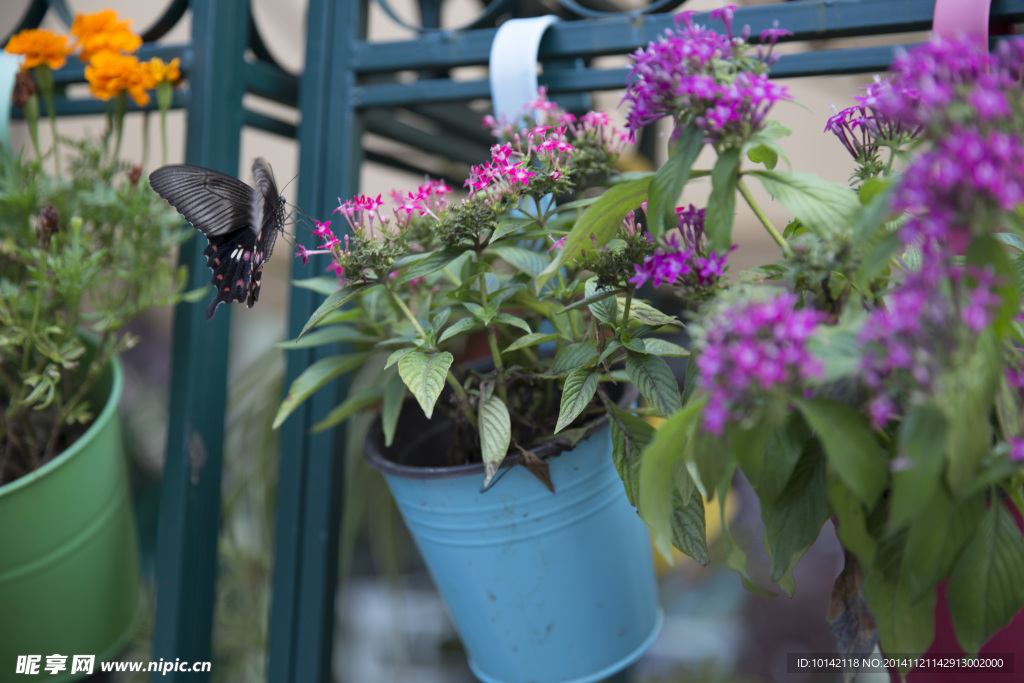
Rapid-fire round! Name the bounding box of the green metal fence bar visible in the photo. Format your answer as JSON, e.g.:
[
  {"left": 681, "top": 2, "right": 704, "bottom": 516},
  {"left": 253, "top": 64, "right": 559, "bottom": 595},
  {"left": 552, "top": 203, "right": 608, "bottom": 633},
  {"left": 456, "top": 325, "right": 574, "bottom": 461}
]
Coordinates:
[
  {"left": 150, "top": 0, "right": 250, "bottom": 680},
  {"left": 267, "top": 0, "right": 366, "bottom": 678}
]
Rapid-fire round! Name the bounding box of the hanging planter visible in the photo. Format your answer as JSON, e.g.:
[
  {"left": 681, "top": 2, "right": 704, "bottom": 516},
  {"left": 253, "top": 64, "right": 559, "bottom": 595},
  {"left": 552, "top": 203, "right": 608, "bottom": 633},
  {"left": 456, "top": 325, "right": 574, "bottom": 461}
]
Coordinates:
[
  {"left": 364, "top": 390, "right": 662, "bottom": 683},
  {"left": 0, "top": 351, "right": 142, "bottom": 681}
]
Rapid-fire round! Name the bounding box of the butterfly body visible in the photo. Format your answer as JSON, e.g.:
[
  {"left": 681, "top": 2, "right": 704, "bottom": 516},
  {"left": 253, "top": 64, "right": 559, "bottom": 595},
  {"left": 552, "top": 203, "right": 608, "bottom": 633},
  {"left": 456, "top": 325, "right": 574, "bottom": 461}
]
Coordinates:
[{"left": 149, "top": 158, "right": 285, "bottom": 320}]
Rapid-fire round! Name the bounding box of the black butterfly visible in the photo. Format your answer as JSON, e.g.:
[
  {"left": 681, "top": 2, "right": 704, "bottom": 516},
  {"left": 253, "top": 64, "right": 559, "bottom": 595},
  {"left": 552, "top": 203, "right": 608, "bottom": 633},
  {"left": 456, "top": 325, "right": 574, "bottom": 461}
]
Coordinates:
[{"left": 149, "top": 158, "right": 286, "bottom": 320}]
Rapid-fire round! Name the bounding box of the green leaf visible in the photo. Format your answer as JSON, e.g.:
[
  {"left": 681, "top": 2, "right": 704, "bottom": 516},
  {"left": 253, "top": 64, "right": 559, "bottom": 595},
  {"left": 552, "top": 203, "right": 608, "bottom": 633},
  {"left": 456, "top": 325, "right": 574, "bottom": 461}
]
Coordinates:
[
  {"left": 489, "top": 215, "right": 537, "bottom": 244},
  {"left": 669, "top": 483, "right": 710, "bottom": 565},
  {"left": 625, "top": 350, "right": 681, "bottom": 417},
  {"left": 889, "top": 405, "right": 947, "bottom": 530},
  {"left": 761, "top": 438, "right": 829, "bottom": 585},
  {"left": 493, "top": 312, "right": 532, "bottom": 334},
  {"left": 622, "top": 336, "right": 689, "bottom": 357},
  {"left": 380, "top": 371, "right": 406, "bottom": 447},
  {"left": 620, "top": 298, "right": 682, "bottom": 328},
  {"left": 537, "top": 175, "right": 651, "bottom": 291},
  {"left": 705, "top": 148, "right": 741, "bottom": 252},
  {"left": 742, "top": 412, "right": 809, "bottom": 506},
  {"left": 502, "top": 332, "right": 560, "bottom": 354},
  {"left": 384, "top": 347, "right": 415, "bottom": 369},
  {"left": 796, "top": 398, "right": 887, "bottom": 507},
  {"left": 560, "top": 281, "right": 618, "bottom": 316},
  {"left": 393, "top": 248, "right": 462, "bottom": 284},
  {"left": 490, "top": 245, "right": 550, "bottom": 278},
  {"left": 582, "top": 277, "right": 618, "bottom": 325},
  {"left": 276, "top": 325, "right": 375, "bottom": 349},
  {"left": 828, "top": 480, "right": 877, "bottom": 566},
  {"left": 552, "top": 341, "right": 598, "bottom": 374},
  {"left": 947, "top": 501, "right": 1024, "bottom": 654},
  {"left": 299, "top": 284, "right": 375, "bottom": 338},
  {"left": 291, "top": 276, "right": 341, "bottom": 296},
  {"left": 863, "top": 534, "right": 937, "bottom": 660},
  {"left": 608, "top": 403, "right": 655, "bottom": 505},
  {"left": 648, "top": 125, "right": 704, "bottom": 236},
  {"left": 555, "top": 368, "right": 599, "bottom": 433},
  {"left": 438, "top": 316, "right": 481, "bottom": 343},
  {"left": 716, "top": 465, "right": 776, "bottom": 596},
  {"left": 312, "top": 386, "right": 384, "bottom": 432},
  {"left": 749, "top": 169, "right": 860, "bottom": 238},
  {"left": 479, "top": 387, "right": 512, "bottom": 486},
  {"left": 398, "top": 350, "right": 454, "bottom": 419},
  {"left": 638, "top": 397, "right": 705, "bottom": 561},
  {"left": 273, "top": 351, "right": 374, "bottom": 428},
  {"left": 967, "top": 234, "right": 1021, "bottom": 336},
  {"left": 806, "top": 325, "right": 862, "bottom": 383}
]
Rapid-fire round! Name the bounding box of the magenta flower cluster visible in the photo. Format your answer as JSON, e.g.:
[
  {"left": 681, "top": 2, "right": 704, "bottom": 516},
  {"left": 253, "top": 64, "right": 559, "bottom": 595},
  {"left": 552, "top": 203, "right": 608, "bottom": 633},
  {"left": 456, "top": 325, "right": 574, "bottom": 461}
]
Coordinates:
[
  {"left": 878, "top": 36, "right": 1024, "bottom": 253},
  {"left": 825, "top": 76, "right": 921, "bottom": 163},
  {"left": 466, "top": 133, "right": 568, "bottom": 199},
  {"left": 856, "top": 264, "right": 1002, "bottom": 428},
  {"left": 695, "top": 292, "right": 824, "bottom": 434},
  {"left": 629, "top": 205, "right": 730, "bottom": 294},
  {"left": 622, "top": 6, "right": 791, "bottom": 143}
]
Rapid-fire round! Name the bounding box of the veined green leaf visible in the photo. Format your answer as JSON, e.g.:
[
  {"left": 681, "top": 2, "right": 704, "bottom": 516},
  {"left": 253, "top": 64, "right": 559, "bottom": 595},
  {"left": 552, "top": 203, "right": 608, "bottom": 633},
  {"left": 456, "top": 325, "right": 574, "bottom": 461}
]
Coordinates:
[
  {"left": 705, "top": 148, "right": 741, "bottom": 252},
  {"left": 438, "top": 317, "right": 481, "bottom": 343},
  {"left": 312, "top": 386, "right": 384, "bottom": 433},
  {"left": 299, "top": 284, "right": 375, "bottom": 338},
  {"left": 398, "top": 350, "right": 454, "bottom": 419},
  {"left": 555, "top": 368, "right": 599, "bottom": 433},
  {"left": 493, "top": 313, "right": 532, "bottom": 334},
  {"left": 490, "top": 245, "right": 550, "bottom": 278},
  {"left": 380, "top": 371, "right": 406, "bottom": 447},
  {"left": 639, "top": 397, "right": 705, "bottom": 561},
  {"left": 796, "top": 398, "right": 887, "bottom": 507},
  {"left": 648, "top": 125, "right": 704, "bottom": 235},
  {"left": 623, "top": 336, "right": 689, "bottom": 357},
  {"left": 291, "top": 276, "right": 341, "bottom": 296},
  {"left": 552, "top": 341, "right": 598, "bottom": 374},
  {"left": 947, "top": 502, "right": 1024, "bottom": 654},
  {"left": 608, "top": 402, "right": 655, "bottom": 505},
  {"left": 625, "top": 350, "right": 681, "bottom": 417},
  {"left": 276, "top": 325, "right": 375, "bottom": 349},
  {"left": 620, "top": 298, "right": 682, "bottom": 328},
  {"left": 537, "top": 175, "right": 650, "bottom": 291},
  {"left": 384, "top": 347, "right": 415, "bottom": 369},
  {"left": 273, "top": 351, "right": 374, "bottom": 428},
  {"left": 393, "top": 248, "right": 462, "bottom": 284},
  {"left": 489, "top": 215, "right": 537, "bottom": 244},
  {"left": 479, "top": 387, "right": 512, "bottom": 486},
  {"left": 749, "top": 169, "right": 859, "bottom": 238},
  {"left": 502, "top": 332, "right": 560, "bottom": 354}
]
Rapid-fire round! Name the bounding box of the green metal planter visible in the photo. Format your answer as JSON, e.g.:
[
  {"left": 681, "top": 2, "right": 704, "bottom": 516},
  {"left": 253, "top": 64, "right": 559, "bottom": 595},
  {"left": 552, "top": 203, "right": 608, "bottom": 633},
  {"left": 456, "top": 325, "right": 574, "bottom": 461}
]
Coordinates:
[{"left": 0, "top": 352, "right": 142, "bottom": 681}]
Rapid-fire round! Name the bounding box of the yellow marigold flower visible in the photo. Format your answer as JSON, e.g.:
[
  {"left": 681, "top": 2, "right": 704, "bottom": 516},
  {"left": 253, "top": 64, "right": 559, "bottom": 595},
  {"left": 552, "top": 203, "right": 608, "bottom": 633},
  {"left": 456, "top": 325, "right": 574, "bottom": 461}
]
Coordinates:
[
  {"left": 4, "top": 28, "right": 69, "bottom": 71},
  {"left": 146, "top": 57, "right": 181, "bottom": 86},
  {"left": 71, "top": 9, "right": 142, "bottom": 61},
  {"left": 85, "top": 52, "right": 157, "bottom": 106}
]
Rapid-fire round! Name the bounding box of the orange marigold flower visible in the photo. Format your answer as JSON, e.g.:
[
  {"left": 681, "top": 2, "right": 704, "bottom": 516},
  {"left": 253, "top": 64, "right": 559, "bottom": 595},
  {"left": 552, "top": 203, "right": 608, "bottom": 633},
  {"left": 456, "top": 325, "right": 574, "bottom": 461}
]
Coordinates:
[
  {"left": 85, "top": 52, "right": 157, "bottom": 106},
  {"left": 4, "top": 28, "right": 69, "bottom": 71},
  {"left": 146, "top": 57, "right": 182, "bottom": 86},
  {"left": 71, "top": 9, "right": 141, "bottom": 61}
]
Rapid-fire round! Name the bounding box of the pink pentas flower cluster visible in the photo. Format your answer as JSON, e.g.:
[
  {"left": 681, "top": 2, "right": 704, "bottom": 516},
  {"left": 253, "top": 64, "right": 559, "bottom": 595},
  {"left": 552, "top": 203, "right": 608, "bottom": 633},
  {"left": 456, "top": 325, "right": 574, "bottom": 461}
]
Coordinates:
[
  {"left": 826, "top": 76, "right": 921, "bottom": 163},
  {"left": 622, "top": 7, "right": 791, "bottom": 142},
  {"left": 391, "top": 178, "right": 452, "bottom": 230},
  {"left": 695, "top": 292, "right": 824, "bottom": 434},
  {"left": 876, "top": 36, "right": 1024, "bottom": 254},
  {"left": 856, "top": 264, "right": 1002, "bottom": 428},
  {"left": 629, "top": 205, "right": 731, "bottom": 295}
]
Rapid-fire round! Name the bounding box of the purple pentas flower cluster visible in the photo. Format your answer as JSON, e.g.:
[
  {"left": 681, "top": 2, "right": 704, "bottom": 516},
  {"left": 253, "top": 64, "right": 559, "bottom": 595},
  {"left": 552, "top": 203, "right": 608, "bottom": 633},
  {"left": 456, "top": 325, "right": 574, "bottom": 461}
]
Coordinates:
[
  {"left": 877, "top": 36, "right": 1024, "bottom": 254},
  {"left": 694, "top": 291, "right": 824, "bottom": 434},
  {"left": 629, "top": 205, "right": 731, "bottom": 298},
  {"left": 622, "top": 7, "right": 791, "bottom": 144},
  {"left": 856, "top": 263, "right": 1002, "bottom": 429},
  {"left": 826, "top": 76, "right": 921, "bottom": 174}
]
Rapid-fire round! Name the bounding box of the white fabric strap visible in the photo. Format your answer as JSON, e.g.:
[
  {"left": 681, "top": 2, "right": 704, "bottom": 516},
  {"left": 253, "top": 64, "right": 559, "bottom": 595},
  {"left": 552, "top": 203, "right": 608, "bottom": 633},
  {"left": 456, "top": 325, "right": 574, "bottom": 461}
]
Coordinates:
[{"left": 488, "top": 16, "right": 561, "bottom": 123}]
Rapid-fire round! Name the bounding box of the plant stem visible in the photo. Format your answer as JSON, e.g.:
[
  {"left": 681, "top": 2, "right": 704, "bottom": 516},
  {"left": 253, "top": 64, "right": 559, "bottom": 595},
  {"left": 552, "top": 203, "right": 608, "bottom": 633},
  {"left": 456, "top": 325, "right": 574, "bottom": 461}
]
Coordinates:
[
  {"left": 478, "top": 273, "right": 504, "bottom": 373},
  {"left": 21, "top": 247, "right": 48, "bottom": 375},
  {"left": 620, "top": 287, "right": 634, "bottom": 333},
  {"left": 389, "top": 289, "right": 429, "bottom": 342},
  {"left": 446, "top": 371, "right": 477, "bottom": 429},
  {"left": 737, "top": 177, "right": 791, "bottom": 257}
]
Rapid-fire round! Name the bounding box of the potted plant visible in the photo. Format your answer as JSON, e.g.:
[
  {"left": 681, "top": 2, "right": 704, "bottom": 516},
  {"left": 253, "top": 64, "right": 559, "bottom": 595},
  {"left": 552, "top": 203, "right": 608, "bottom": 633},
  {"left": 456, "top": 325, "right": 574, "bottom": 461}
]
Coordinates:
[
  {"left": 545, "top": 6, "right": 1024, "bottom": 675},
  {"left": 275, "top": 90, "right": 727, "bottom": 679},
  {"left": 1, "top": 13, "right": 191, "bottom": 680}
]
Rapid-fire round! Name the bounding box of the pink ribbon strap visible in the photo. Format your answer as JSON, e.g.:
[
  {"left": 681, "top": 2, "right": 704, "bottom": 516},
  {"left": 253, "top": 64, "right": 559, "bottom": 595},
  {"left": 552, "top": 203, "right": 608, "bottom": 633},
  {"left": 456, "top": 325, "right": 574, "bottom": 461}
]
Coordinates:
[{"left": 932, "top": 0, "right": 992, "bottom": 42}]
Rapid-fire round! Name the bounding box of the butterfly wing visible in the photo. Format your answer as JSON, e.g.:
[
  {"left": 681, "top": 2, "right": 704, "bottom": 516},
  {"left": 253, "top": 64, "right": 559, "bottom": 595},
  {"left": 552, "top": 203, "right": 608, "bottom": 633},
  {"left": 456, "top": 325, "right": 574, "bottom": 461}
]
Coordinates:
[
  {"left": 202, "top": 227, "right": 258, "bottom": 320},
  {"left": 246, "top": 158, "right": 286, "bottom": 308},
  {"left": 149, "top": 165, "right": 255, "bottom": 237}
]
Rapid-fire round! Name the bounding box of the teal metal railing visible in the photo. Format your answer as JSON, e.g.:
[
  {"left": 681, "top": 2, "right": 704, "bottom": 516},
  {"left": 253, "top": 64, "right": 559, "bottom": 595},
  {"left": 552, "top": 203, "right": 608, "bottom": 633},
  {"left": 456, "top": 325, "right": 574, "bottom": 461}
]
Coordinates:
[{"left": 7, "top": 1, "right": 1024, "bottom": 682}]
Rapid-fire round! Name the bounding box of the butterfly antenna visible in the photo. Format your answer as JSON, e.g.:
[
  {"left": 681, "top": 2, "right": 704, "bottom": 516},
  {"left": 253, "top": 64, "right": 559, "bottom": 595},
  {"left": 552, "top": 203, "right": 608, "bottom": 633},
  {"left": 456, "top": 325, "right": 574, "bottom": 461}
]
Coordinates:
[{"left": 280, "top": 171, "right": 300, "bottom": 195}]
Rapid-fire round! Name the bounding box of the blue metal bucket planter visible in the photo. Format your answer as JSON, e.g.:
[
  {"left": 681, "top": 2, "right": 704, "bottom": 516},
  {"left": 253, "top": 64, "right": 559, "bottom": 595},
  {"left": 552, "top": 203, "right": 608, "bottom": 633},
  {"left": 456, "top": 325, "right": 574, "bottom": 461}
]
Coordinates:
[{"left": 364, "top": 398, "right": 662, "bottom": 683}]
